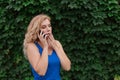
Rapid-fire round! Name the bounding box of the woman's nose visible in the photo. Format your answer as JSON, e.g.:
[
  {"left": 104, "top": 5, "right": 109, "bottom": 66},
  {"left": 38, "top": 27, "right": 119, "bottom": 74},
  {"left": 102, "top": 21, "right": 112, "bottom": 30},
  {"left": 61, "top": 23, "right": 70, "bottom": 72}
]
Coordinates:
[{"left": 46, "top": 26, "right": 50, "bottom": 31}]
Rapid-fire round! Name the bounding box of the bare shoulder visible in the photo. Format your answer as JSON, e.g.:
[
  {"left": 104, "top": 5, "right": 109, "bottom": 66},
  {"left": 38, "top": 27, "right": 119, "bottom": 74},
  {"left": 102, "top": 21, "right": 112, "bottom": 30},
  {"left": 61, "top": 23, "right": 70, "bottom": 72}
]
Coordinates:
[
  {"left": 27, "top": 42, "right": 38, "bottom": 51},
  {"left": 26, "top": 42, "right": 40, "bottom": 59},
  {"left": 27, "top": 42, "right": 35, "bottom": 48}
]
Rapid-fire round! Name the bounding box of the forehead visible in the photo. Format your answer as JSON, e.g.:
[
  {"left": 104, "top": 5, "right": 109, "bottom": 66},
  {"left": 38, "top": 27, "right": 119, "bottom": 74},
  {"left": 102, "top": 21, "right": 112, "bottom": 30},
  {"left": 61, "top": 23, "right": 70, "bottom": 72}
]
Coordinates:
[{"left": 41, "top": 19, "right": 50, "bottom": 25}]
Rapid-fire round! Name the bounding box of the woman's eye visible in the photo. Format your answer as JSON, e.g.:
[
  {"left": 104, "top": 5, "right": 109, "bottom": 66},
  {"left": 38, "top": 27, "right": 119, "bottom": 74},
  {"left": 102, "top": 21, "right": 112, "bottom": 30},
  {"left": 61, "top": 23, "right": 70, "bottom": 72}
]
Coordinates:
[
  {"left": 49, "top": 24, "right": 51, "bottom": 27},
  {"left": 41, "top": 25, "right": 46, "bottom": 29},
  {"left": 41, "top": 24, "right": 51, "bottom": 29}
]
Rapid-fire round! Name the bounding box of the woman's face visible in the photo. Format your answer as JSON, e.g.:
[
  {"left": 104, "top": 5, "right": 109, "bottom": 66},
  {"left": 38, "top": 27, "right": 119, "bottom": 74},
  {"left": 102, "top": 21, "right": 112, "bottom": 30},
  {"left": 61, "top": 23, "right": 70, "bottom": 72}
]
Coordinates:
[{"left": 40, "top": 19, "right": 52, "bottom": 35}]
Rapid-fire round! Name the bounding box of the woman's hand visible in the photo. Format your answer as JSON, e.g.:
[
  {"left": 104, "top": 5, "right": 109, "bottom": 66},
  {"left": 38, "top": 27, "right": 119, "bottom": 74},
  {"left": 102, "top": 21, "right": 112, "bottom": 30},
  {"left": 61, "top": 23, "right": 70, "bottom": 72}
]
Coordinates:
[
  {"left": 47, "top": 33, "right": 57, "bottom": 49},
  {"left": 38, "top": 31, "right": 48, "bottom": 48}
]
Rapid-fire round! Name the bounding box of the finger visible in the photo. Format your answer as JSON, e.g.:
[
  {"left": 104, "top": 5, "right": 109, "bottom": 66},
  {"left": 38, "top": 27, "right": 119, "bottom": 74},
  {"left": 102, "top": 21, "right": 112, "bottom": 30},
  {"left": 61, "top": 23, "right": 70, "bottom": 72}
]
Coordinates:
[
  {"left": 48, "top": 33, "right": 51, "bottom": 38},
  {"left": 50, "top": 34, "right": 54, "bottom": 38},
  {"left": 49, "top": 35, "right": 53, "bottom": 41},
  {"left": 40, "top": 30, "right": 44, "bottom": 36},
  {"left": 48, "top": 36, "right": 52, "bottom": 41},
  {"left": 47, "top": 38, "right": 51, "bottom": 44},
  {"left": 42, "top": 33, "right": 46, "bottom": 39},
  {"left": 44, "top": 35, "right": 48, "bottom": 40},
  {"left": 47, "top": 38, "right": 51, "bottom": 45}
]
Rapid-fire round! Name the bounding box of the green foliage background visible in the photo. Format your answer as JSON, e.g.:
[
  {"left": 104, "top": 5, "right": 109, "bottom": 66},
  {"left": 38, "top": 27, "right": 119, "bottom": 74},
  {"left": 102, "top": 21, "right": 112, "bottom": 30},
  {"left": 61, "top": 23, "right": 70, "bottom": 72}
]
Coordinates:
[{"left": 0, "top": 0, "right": 120, "bottom": 80}]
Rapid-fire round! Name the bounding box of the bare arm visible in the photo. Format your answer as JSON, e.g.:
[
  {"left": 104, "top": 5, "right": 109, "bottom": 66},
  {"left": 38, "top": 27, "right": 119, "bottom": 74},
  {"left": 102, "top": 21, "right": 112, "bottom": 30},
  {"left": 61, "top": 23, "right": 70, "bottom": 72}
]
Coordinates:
[
  {"left": 54, "top": 41, "right": 71, "bottom": 71},
  {"left": 26, "top": 31, "right": 49, "bottom": 76},
  {"left": 48, "top": 34, "right": 71, "bottom": 71},
  {"left": 26, "top": 43, "right": 48, "bottom": 76}
]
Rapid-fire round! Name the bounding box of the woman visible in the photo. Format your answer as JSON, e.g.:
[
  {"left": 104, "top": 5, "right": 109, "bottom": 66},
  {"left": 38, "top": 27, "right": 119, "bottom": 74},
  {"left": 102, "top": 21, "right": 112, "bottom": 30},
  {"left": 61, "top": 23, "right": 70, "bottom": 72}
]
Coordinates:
[{"left": 23, "top": 14, "right": 71, "bottom": 80}]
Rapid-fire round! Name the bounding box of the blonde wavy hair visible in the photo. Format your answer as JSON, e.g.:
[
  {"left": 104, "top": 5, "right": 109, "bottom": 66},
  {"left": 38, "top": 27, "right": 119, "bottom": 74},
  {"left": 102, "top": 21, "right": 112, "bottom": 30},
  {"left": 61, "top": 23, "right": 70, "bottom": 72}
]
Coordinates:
[{"left": 23, "top": 14, "right": 51, "bottom": 59}]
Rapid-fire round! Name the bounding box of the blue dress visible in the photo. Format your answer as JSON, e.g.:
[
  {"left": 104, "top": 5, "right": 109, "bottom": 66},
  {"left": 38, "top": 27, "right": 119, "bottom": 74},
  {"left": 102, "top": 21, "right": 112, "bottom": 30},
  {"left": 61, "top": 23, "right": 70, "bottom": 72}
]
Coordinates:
[{"left": 30, "top": 42, "right": 61, "bottom": 80}]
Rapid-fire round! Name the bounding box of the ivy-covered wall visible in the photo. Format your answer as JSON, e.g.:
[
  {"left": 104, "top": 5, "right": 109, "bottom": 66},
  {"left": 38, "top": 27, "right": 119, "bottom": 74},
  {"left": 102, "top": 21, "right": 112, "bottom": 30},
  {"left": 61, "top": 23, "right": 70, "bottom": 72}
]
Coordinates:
[{"left": 0, "top": 0, "right": 120, "bottom": 80}]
